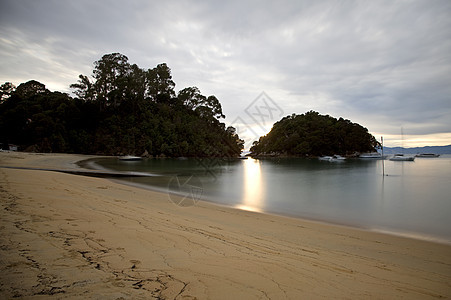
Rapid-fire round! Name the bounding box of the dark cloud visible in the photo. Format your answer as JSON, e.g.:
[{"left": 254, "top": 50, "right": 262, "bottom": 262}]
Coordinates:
[{"left": 1, "top": 0, "right": 450, "bottom": 146}]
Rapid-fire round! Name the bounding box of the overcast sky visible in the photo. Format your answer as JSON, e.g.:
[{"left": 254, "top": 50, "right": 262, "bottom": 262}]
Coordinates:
[{"left": 1, "top": 0, "right": 450, "bottom": 147}]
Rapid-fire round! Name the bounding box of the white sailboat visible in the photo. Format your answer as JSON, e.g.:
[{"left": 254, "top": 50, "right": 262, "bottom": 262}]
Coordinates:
[{"left": 389, "top": 128, "right": 415, "bottom": 161}]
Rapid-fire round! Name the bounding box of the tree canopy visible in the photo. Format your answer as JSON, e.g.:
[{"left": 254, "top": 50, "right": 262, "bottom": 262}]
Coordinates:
[
  {"left": 250, "top": 111, "right": 379, "bottom": 156},
  {"left": 0, "top": 53, "right": 243, "bottom": 157}
]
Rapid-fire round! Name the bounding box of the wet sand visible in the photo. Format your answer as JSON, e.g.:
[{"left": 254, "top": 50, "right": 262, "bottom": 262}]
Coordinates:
[{"left": 1, "top": 152, "right": 450, "bottom": 299}]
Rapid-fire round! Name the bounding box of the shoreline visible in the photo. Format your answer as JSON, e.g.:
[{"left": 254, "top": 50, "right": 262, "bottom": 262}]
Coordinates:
[
  {"left": 1, "top": 152, "right": 450, "bottom": 298},
  {"left": 3, "top": 152, "right": 451, "bottom": 245},
  {"left": 3, "top": 152, "right": 451, "bottom": 246},
  {"left": 113, "top": 176, "right": 451, "bottom": 246},
  {"left": 87, "top": 154, "right": 451, "bottom": 246}
]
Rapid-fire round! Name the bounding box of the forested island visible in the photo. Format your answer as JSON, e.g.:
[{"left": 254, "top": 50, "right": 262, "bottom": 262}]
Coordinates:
[
  {"left": 0, "top": 53, "right": 244, "bottom": 157},
  {"left": 250, "top": 111, "right": 380, "bottom": 157},
  {"left": 1, "top": 53, "right": 381, "bottom": 158}
]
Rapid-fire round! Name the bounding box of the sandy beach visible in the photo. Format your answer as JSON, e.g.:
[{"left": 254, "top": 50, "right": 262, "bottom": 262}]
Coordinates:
[{"left": 0, "top": 152, "right": 450, "bottom": 299}]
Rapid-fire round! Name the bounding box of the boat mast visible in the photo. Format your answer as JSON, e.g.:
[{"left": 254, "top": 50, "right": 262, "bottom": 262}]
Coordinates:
[
  {"left": 381, "top": 136, "right": 385, "bottom": 176},
  {"left": 401, "top": 127, "right": 404, "bottom": 154}
]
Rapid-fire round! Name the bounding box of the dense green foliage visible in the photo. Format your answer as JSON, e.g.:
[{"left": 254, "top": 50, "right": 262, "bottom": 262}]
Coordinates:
[
  {"left": 0, "top": 53, "right": 243, "bottom": 157},
  {"left": 250, "top": 111, "right": 379, "bottom": 156}
]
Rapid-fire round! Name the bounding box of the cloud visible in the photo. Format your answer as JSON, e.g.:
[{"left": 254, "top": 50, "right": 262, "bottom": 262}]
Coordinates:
[{"left": 1, "top": 0, "right": 450, "bottom": 146}]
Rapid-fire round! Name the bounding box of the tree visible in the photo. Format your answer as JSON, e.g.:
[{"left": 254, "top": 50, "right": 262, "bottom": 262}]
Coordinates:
[
  {"left": 202, "top": 95, "right": 225, "bottom": 119},
  {"left": 1, "top": 53, "right": 244, "bottom": 157},
  {"left": 92, "top": 53, "right": 131, "bottom": 108},
  {"left": 178, "top": 86, "right": 204, "bottom": 109},
  {"left": 0, "top": 82, "right": 15, "bottom": 103},
  {"left": 70, "top": 75, "right": 94, "bottom": 101},
  {"left": 15, "top": 80, "right": 47, "bottom": 98},
  {"left": 146, "top": 63, "right": 176, "bottom": 103},
  {"left": 178, "top": 87, "right": 225, "bottom": 119},
  {"left": 251, "top": 111, "right": 379, "bottom": 156},
  {"left": 225, "top": 126, "right": 244, "bottom": 154}
]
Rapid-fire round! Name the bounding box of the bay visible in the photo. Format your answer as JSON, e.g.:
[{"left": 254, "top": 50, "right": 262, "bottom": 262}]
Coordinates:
[{"left": 94, "top": 155, "right": 451, "bottom": 243}]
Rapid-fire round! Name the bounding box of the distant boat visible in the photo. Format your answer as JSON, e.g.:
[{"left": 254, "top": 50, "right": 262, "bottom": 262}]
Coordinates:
[
  {"left": 118, "top": 155, "right": 143, "bottom": 161},
  {"left": 319, "top": 156, "right": 333, "bottom": 161},
  {"left": 359, "top": 152, "right": 384, "bottom": 159},
  {"left": 389, "top": 127, "right": 415, "bottom": 161},
  {"left": 331, "top": 155, "right": 346, "bottom": 161},
  {"left": 415, "top": 153, "right": 440, "bottom": 158},
  {"left": 319, "top": 155, "right": 346, "bottom": 162},
  {"left": 389, "top": 154, "right": 415, "bottom": 161}
]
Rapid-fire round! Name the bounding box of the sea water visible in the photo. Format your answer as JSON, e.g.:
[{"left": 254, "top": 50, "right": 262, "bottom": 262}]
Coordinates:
[{"left": 94, "top": 155, "right": 451, "bottom": 243}]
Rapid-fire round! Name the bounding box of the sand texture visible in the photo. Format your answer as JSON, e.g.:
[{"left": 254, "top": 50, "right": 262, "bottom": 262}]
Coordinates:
[{"left": 0, "top": 152, "right": 450, "bottom": 299}]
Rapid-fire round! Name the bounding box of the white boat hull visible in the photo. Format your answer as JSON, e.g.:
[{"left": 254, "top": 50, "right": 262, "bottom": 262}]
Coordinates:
[
  {"left": 359, "top": 153, "right": 385, "bottom": 159},
  {"left": 389, "top": 155, "right": 415, "bottom": 161},
  {"left": 415, "top": 153, "right": 440, "bottom": 158},
  {"left": 319, "top": 155, "right": 346, "bottom": 162},
  {"left": 119, "top": 155, "right": 143, "bottom": 161}
]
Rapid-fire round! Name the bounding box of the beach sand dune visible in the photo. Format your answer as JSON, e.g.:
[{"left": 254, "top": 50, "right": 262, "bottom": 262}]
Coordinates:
[{"left": 0, "top": 152, "right": 450, "bottom": 299}]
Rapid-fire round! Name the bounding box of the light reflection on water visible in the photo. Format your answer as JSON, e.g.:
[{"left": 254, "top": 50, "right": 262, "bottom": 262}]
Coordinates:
[
  {"left": 236, "top": 159, "right": 263, "bottom": 212},
  {"left": 94, "top": 155, "right": 451, "bottom": 243}
]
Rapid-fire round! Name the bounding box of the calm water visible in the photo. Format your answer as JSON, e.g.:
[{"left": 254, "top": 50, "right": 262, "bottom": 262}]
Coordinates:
[{"left": 94, "top": 155, "right": 451, "bottom": 243}]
